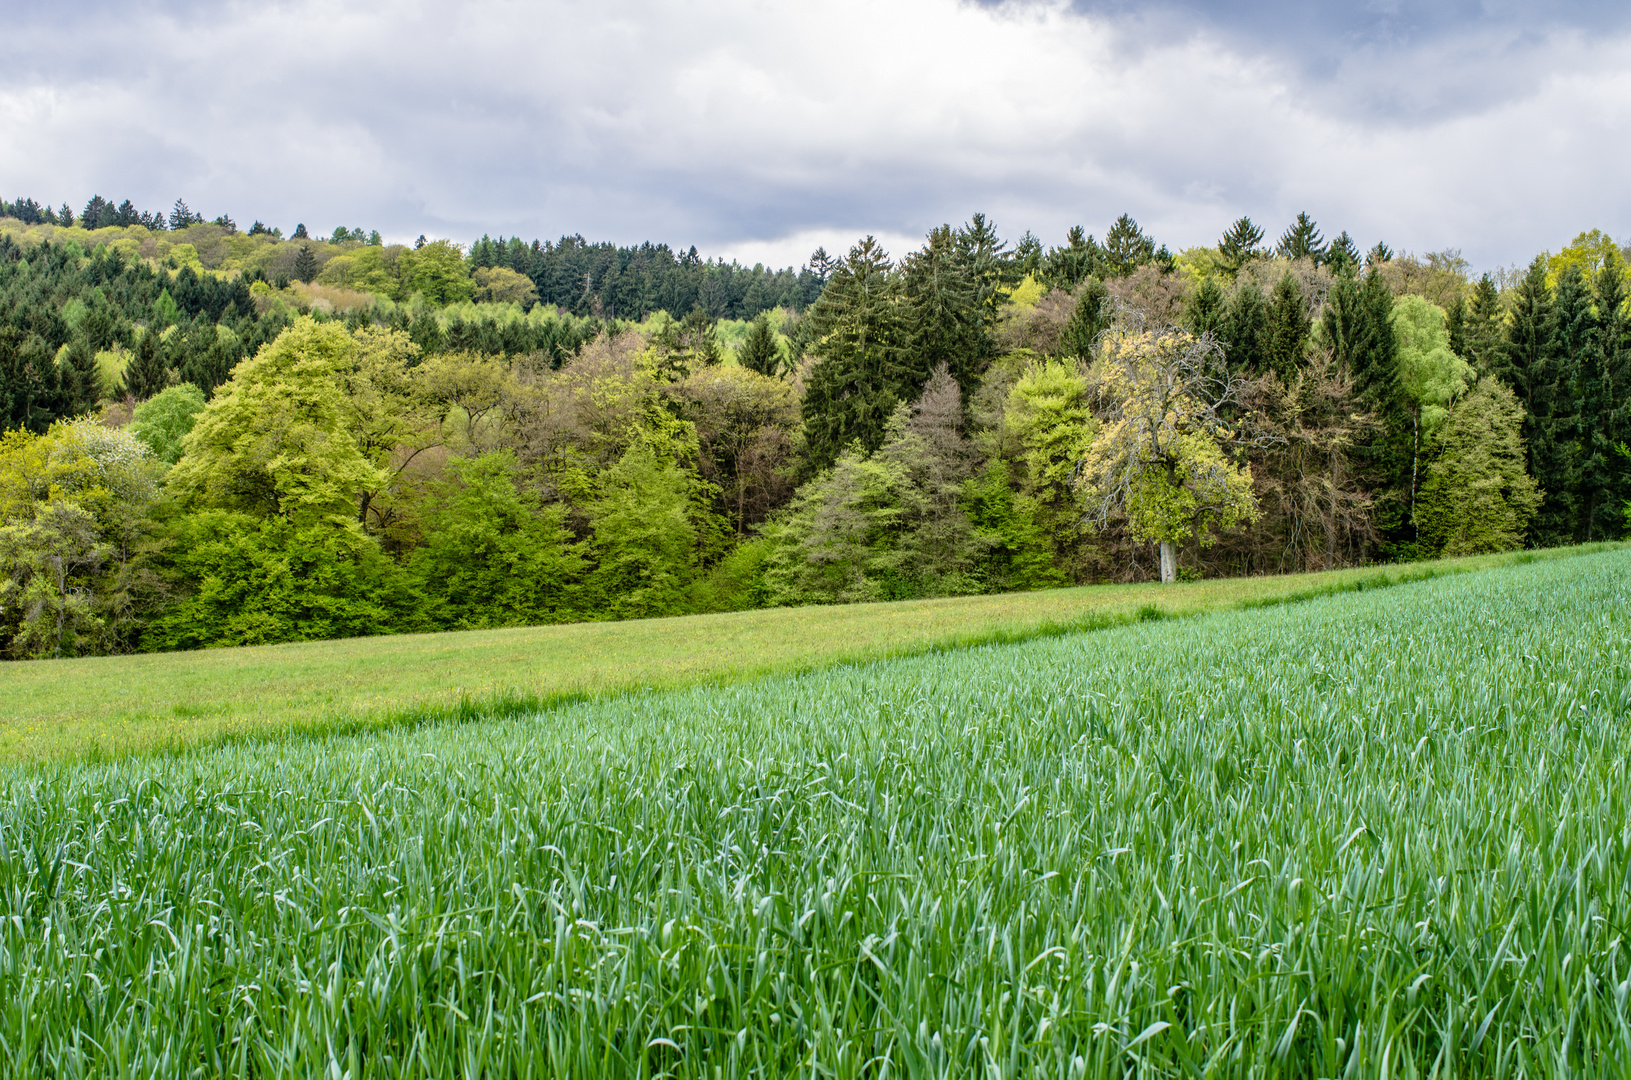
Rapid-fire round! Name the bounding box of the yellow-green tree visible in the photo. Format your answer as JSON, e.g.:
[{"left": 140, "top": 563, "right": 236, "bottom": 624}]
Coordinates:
[{"left": 1078, "top": 311, "right": 1258, "bottom": 582}]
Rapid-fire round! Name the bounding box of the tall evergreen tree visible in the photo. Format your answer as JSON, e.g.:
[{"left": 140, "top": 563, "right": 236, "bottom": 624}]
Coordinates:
[
  {"left": 1217, "top": 217, "right": 1264, "bottom": 277},
  {"left": 1492, "top": 257, "right": 1552, "bottom": 501},
  {"left": 1325, "top": 232, "right": 1360, "bottom": 274},
  {"left": 0, "top": 327, "right": 64, "bottom": 433},
  {"left": 292, "top": 245, "right": 318, "bottom": 284},
  {"left": 1350, "top": 269, "right": 1411, "bottom": 547},
  {"left": 1184, "top": 276, "right": 1227, "bottom": 341},
  {"left": 1320, "top": 269, "right": 1364, "bottom": 376},
  {"left": 121, "top": 330, "right": 171, "bottom": 402},
  {"left": 1463, "top": 273, "right": 1503, "bottom": 373},
  {"left": 1102, "top": 214, "right": 1159, "bottom": 278},
  {"left": 1219, "top": 282, "right": 1269, "bottom": 374},
  {"left": 900, "top": 225, "right": 985, "bottom": 399},
  {"left": 58, "top": 338, "right": 102, "bottom": 415},
  {"left": 1040, "top": 225, "right": 1103, "bottom": 290},
  {"left": 1277, "top": 212, "right": 1326, "bottom": 263},
  {"left": 1535, "top": 263, "right": 1592, "bottom": 545},
  {"left": 737, "top": 312, "right": 780, "bottom": 377},
  {"left": 801, "top": 237, "right": 907, "bottom": 470},
  {"left": 1600, "top": 254, "right": 1631, "bottom": 536},
  {"left": 1573, "top": 257, "right": 1623, "bottom": 540},
  {"left": 1060, "top": 278, "right": 1111, "bottom": 360},
  {"left": 1263, "top": 273, "right": 1311, "bottom": 379}
]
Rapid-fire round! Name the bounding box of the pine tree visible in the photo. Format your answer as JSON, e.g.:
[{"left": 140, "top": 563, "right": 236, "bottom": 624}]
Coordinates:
[
  {"left": 1600, "top": 254, "right": 1631, "bottom": 536},
  {"left": 737, "top": 312, "right": 780, "bottom": 376},
  {"left": 1535, "top": 263, "right": 1593, "bottom": 545},
  {"left": 1218, "top": 217, "right": 1264, "bottom": 276},
  {"left": 1219, "top": 282, "right": 1268, "bottom": 375},
  {"left": 1350, "top": 269, "right": 1412, "bottom": 547},
  {"left": 1060, "top": 279, "right": 1111, "bottom": 359},
  {"left": 0, "top": 327, "right": 65, "bottom": 433},
  {"left": 1320, "top": 269, "right": 1364, "bottom": 376},
  {"left": 293, "top": 223, "right": 310, "bottom": 240},
  {"left": 1263, "top": 273, "right": 1311, "bottom": 379},
  {"left": 1325, "top": 231, "right": 1360, "bottom": 274},
  {"left": 293, "top": 244, "right": 318, "bottom": 284},
  {"left": 1184, "top": 277, "right": 1227, "bottom": 341},
  {"left": 801, "top": 237, "right": 907, "bottom": 470},
  {"left": 1277, "top": 212, "right": 1326, "bottom": 263},
  {"left": 58, "top": 338, "right": 103, "bottom": 414},
  {"left": 1040, "top": 225, "right": 1103, "bottom": 290},
  {"left": 1102, "top": 214, "right": 1157, "bottom": 278},
  {"left": 1464, "top": 273, "right": 1503, "bottom": 374},
  {"left": 121, "top": 330, "right": 171, "bottom": 401},
  {"left": 1573, "top": 257, "right": 1622, "bottom": 540}
]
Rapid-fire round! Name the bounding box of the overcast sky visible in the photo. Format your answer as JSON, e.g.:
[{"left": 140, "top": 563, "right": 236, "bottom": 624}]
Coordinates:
[{"left": 3, "top": 0, "right": 1628, "bottom": 272}]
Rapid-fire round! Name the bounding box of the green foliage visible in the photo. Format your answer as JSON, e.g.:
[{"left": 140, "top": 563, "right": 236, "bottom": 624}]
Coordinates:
[
  {"left": 129, "top": 383, "right": 206, "bottom": 464},
  {"left": 3, "top": 552, "right": 1627, "bottom": 1073},
  {"left": 1059, "top": 279, "right": 1111, "bottom": 359},
  {"left": 119, "top": 328, "right": 170, "bottom": 401},
  {"left": 1263, "top": 272, "right": 1311, "bottom": 378},
  {"left": 736, "top": 312, "right": 780, "bottom": 376},
  {"left": 167, "top": 317, "right": 389, "bottom": 525},
  {"left": 408, "top": 453, "right": 584, "bottom": 628},
  {"left": 398, "top": 239, "right": 474, "bottom": 304},
  {"left": 1276, "top": 211, "right": 1326, "bottom": 262},
  {"left": 144, "top": 510, "right": 416, "bottom": 649},
  {"left": 1217, "top": 215, "right": 1264, "bottom": 276},
  {"left": 586, "top": 437, "right": 713, "bottom": 619},
  {"left": 1392, "top": 294, "right": 1473, "bottom": 437},
  {"left": 1415, "top": 378, "right": 1541, "bottom": 555}
]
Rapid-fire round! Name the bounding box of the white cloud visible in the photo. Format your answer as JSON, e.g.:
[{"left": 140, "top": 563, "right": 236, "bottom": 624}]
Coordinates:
[{"left": 1, "top": 0, "right": 1628, "bottom": 268}]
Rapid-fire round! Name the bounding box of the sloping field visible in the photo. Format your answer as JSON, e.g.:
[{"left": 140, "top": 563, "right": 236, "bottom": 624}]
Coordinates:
[
  {"left": 2, "top": 548, "right": 1628, "bottom": 1076},
  {"left": 2, "top": 544, "right": 1617, "bottom": 763}
]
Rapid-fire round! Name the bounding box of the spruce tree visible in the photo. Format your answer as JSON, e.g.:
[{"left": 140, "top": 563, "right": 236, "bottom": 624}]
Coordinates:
[
  {"left": 58, "top": 338, "right": 103, "bottom": 415},
  {"left": 1600, "top": 254, "right": 1631, "bottom": 535},
  {"left": 1464, "top": 273, "right": 1503, "bottom": 374},
  {"left": 1217, "top": 217, "right": 1264, "bottom": 277},
  {"left": 1572, "top": 257, "right": 1622, "bottom": 540},
  {"left": 1263, "top": 273, "right": 1311, "bottom": 379},
  {"left": 1320, "top": 269, "right": 1364, "bottom": 376},
  {"left": 1060, "top": 279, "right": 1111, "bottom": 359},
  {"left": 1325, "top": 232, "right": 1360, "bottom": 274},
  {"left": 1350, "top": 269, "right": 1412, "bottom": 547},
  {"left": 1276, "top": 212, "right": 1326, "bottom": 263},
  {"left": 1102, "top": 214, "right": 1157, "bottom": 278},
  {"left": 900, "top": 225, "right": 985, "bottom": 397},
  {"left": 801, "top": 237, "right": 907, "bottom": 470},
  {"left": 1183, "top": 276, "right": 1227, "bottom": 341},
  {"left": 293, "top": 244, "right": 318, "bottom": 284},
  {"left": 121, "top": 329, "right": 171, "bottom": 401},
  {"left": 1219, "top": 282, "right": 1269, "bottom": 374},
  {"left": 1535, "top": 263, "right": 1593, "bottom": 545},
  {"left": 737, "top": 312, "right": 780, "bottom": 376}
]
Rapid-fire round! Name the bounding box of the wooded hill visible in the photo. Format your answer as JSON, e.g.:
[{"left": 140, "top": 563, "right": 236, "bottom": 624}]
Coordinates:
[{"left": 0, "top": 199, "right": 1626, "bottom": 659}]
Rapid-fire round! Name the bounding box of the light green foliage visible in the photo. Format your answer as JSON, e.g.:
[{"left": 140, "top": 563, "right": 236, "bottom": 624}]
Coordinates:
[
  {"left": 472, "top": 266, "right": 539, "bottom": 306},
  {"left": 1, "top": 553, "right": 1627, "bottom": 1074},
  {"left": 587, "top": 440, "right": 702, "bottom": 619},
  {"left": 408, "top": 452, "right": 584, "bottom": 628},
  {"left": 1415, "top": 379, "right": 1543, "bottom": 555},
  {"left": 1546, "top": 228, "right": 1631, "bottom": 288},
  {"left": 168, "top": 318, "right": 390, "bottom": 525},
  {"left": 1004, "top": 360, "right": 1094, "bottom": 515},
  {"left": 1391, "top": 294, "right": 1473, "bottom": 435},
  {"left": 143, "top": 511, "right": 415, "bottom": 649},
  {"left": 316, "top": 244, "right": 402, "bottom": 296},
  {"left": 397, "top": 239, "right": 475, "bottom": 305},
  {"left": 129, "top": 383, "right": 206, "bottom": 464}
]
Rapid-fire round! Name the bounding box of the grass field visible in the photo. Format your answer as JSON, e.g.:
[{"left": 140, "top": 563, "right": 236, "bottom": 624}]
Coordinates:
[
  {"left": 2, "top": 543, "right": 1618, "bottom": 763},
  {"left": 1, "top": 548, "right": 1628, "bottom": 1076}
]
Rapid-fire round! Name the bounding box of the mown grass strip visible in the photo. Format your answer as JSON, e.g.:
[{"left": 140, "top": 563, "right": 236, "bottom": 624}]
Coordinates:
[{"left": 4, "top": 541, "right": 1620, "bottom": 764}]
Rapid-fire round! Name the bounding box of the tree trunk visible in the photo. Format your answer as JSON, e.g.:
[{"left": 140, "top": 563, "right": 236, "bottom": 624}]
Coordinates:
[{"left": 1159, "top": 540, "right": 1177, "bottom": 584}]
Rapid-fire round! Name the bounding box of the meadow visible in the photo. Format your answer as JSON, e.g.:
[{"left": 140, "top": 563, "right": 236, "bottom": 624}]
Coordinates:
[
  {"left": 1, "top": 544, "right": 1616, "bottom": 764},
  {"left": 1, "top": 548, "right": 1627, "bottom": 1076}
]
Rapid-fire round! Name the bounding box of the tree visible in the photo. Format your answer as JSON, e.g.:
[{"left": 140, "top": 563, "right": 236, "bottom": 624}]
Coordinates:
[
  {"left": 1534, "top": 263, "right": 1593, "bottom": 545},
  {"left": 120, "top": 329, "right": 171, "bottom": 401},
  {"left": 1349, "top": 269, "right": 1412, "bottom": 546},
  {"left": 1461, "top": 273, "right": 1504, "bottom": 373},
  {"left": 292, "top": 223, "right": 310, "bottom": 240},
  {"left": 671, "top": 363, "right": 797, "bottom": 536},
  {"left": 130, "top": 383, "right": 207, "bottom": 464},
  {"left": 1326, "top": 231, "right": 1360, "bottom": 274},
  {"left": 1392, "top": 295, "right": 1475, "bottom": 537},
  {"left": 57, "top": 338, "right": 102, "bottom": 415},
  {"left": 1040, "top": 225, "right": 1104, "bottom": 291},
  {"left": 1218, "top": 217, "right": 1264, "bottom": 277},
  {"left": 1060, "top": 279, "right": 1112, "bottom": 359},
  {"left": 292, "top": 244, "right": 318, "bottom": 284},
  {"left": 0, "top": 500, "right": 105, "bottom": 658},
  {"left": 1102, "top": 214, "right": 1162, "bottom": 278},
  {"left": 1277, "top": 212, "right": 1326, "bottom": 263},
  {"left": 168, "top": 199, "right": 201, "bottom": 230},
  {"left": 166, "top": 317, "right": 390, "bottom": 525},
  {"left": 801, "top": 237, "right": 907, "bottom": 469},
  {"left": 1220, "top": 282, "right": 1269, "bottom": 375},
  {"left": 1491, "top": 256, "right": 1551, "bottom": 472},
  {"left": 472, "top": 266, "right": 539, "bottom": 306},
  {"left": 586, "top": 438, "right": 704, "bottom": 619},
  {"left": 1572, "top": 255, "right": 1623, "bottom": 541},
  {"left": 1078, "top": 308, "right": 1259, "bottom": 582},
  {"left": 1263, "top": 273, "right": 1311, "bottom": 379},
  {"left": 399, "top": 239, "right": 474, "bottom": 304},
  {"left": 408, "top": 452, "right": 584, "bottom": 628},
  {"left": 1414, "top": 379, "right": 1541, "bottom": 555},
  {"left": 737, "top": 312, "right": 781, "bottom": 376}
]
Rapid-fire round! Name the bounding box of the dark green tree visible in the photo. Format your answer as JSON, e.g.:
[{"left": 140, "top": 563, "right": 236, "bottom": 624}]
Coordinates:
[
  {"left": 58, "top": 338, "right": 102, "bottom": 415},
  {"left": 801, "top": 237, "right": 907, "bottom": 469},
  {"left": 292, "top": 244, "right": 318, "bottom": 284},
  {"left": 120, "top": 330, "right": 172, "bottom": 402},
  {"left": 1350, "top": 269, "right": 1412, "bottom": 547},
  {"left": 1060, "top": 279, "right": 1111, "bottom": 359},
  {"left": 1601, "top": 256, "right": 1631, "bottom": 534},
  {"left": 1184, "top": 276, "right": 1227, "bottom": 341},
  {"left": 1326, "top": 232, "right": 1360, "bottom": 274},
  {"left": 1319, "top": 269, "right": 1364, "bottom": 377},
  {"left": 1102, "top": 214, "right": 1160, "bottom": 278},
  {"left": 1532, "top": 263, "right": 1593, "bottom": 545},
  {"left": 1040, "top": 225, "right": 1103, "bottom": 290},
  {"left": 1263, "top": 273, "right": 1311, "bottom": 379},
  {"left": 1219, "top": 282, "right": 1269, "bottom": 374},
  {"left": 1277, "top": 212, "right": 1326, "bottom": 263},
  {"left": 1573, "top": 257, "right": 1622, "bottom": 540},
  {"left": 0, "top": 328, "right": 64, "bottom": 433},
  {"left": 1218, "top": 217, "right": 1264, "bottom": 276},
  {"left": 1463, "top": 273, "right": 1504, "bottom": 374},
  {"left": 737, "top": 312, "right": 781, "bottom": 376}
]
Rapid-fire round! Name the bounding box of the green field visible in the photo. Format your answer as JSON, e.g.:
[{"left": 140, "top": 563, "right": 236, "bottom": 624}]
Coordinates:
[
  {"left": 2, "top": 548, "right": 1628, "bottom": 1076},
  {"left": 3, "top": 544, "right": 1617, "bottom": 764}
]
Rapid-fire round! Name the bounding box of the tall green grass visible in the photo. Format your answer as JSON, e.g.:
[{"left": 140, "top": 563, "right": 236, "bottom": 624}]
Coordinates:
[{"left": 1, "top": 549, "right": 1628, "bottom": 1076}]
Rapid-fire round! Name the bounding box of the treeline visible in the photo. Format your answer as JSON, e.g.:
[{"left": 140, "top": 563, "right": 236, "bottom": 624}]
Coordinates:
[{"left": 0, "top": 206, "right": 1626, "bottom": 659}]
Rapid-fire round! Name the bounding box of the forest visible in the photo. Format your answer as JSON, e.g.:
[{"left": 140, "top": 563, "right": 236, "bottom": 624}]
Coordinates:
[{"left": 0, "top": 196, "right": 1626, "bottom": 658}]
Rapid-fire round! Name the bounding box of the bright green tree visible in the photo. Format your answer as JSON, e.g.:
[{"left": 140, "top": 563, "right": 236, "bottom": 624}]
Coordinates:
[
  {"left": 1415, "top": 379, "right": 1542, "bottom": 555},
  {"left": 130, "top": 383, "right": 206, "bottom": 464},
  {"left": 399, "top": 239, "right": 475, "bottom": 304}
]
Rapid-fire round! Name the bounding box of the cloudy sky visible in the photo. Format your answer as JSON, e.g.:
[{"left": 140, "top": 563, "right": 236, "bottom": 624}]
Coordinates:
[{"left": 3, "top": 0, "right": 1629, "bottom": 271}]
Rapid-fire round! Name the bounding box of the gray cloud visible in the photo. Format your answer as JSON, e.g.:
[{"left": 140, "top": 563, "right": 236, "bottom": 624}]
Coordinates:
[{"left": 1, "top": 0, "right": 1628, "bottom": 271}]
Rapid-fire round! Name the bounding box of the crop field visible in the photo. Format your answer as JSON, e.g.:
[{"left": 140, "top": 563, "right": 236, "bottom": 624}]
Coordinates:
[
  {"left": 1, "top": 544, "right": 1616, "bottom": 765},
  {"left": 2, "top": 549, "right": 1629, "bottom": 1077}
]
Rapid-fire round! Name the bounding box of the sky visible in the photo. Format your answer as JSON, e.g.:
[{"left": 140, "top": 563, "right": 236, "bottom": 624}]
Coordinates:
[{"left": 2, "top": 0, "right": 1629, "bottom": 272}]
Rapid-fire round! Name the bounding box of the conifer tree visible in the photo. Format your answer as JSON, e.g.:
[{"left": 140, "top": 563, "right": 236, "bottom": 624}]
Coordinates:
[
  {"left": 1572, "top": 257, "right": 1622, "bottom": 540},
  {"left": 1217, "top": 217, "right": 1264, "bottom": 277},
  {"left": 1320, "top": 269, "right": 1364, "bottom": 376},
  {"left": 1219, "top": 282, "right": 1269, "bottom": 374},
  {"left": 293, "top": 245, "right": 318, "bottom": 284},
  {"left": 1350, "top": 269, "right": 1411, "bottom": 545},
  {"left": 1060, "top": 279, "right": 1111, "bottom": 359},
  {"left": 1463, "top": 273, "right": 1503, "bottom": 373},
  {"left": 1263, "top": 273, "right": 1311, "bottom": 379},
  {"left": 737, "top": 312, "right": 780, "bottom": 377},
  {"left": 1102, "top": 214, "right": 1158, "bottom": 278},
  {"left": 1184, "top": 277, "right": 1227, "bottom": 341},
  {"left": 1276, "top": 212, "right": 1326, "bottom": 263},
  {"left": 1535, "top": 263, "right": 1593, "bottom": 545},
  {"left": 801, "top": 237, "right": 907, "bottom": 470},
  {"left": 121, "top": 330, "right": 171, "bottom": 402},
  {"left": 1325, "top": 232, "right": 1360, "bottom": 274},
  {"left": 58, "top": 338, "right": 102, "bottom": 415},
  {"left": 1600, "top": 254, "right": 1631, "bottom": 535}
]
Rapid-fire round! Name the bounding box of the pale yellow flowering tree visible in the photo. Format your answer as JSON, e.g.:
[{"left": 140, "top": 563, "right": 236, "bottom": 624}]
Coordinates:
[{"left": 1078, "top": 308, "right": 1260, "bottom": 582}]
